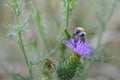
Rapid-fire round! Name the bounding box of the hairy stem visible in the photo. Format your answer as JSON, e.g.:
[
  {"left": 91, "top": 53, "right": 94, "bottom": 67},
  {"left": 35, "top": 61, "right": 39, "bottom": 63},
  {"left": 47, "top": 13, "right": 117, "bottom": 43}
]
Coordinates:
[
  {"left": 66, "top": 0, "right": 70, "bottom": 29},
  {"left": 18, "top": 32, "right": 33, "bottom": 80}
]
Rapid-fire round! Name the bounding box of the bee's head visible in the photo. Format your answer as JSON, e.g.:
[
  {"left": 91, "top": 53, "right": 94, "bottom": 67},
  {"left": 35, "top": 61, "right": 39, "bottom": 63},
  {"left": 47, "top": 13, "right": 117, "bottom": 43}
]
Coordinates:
[
  {"left": 73, "top": 27, "right": 86, "bottom": 42},
  {"left": 74, "top": 27, "right": 86, "bottom": 37}
]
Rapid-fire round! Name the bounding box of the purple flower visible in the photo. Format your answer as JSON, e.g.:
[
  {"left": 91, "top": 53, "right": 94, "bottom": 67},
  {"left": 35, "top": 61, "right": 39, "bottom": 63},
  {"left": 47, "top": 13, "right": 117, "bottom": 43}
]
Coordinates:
[{"left": 63, "top": 38, "right": 92, "bottom": 57}]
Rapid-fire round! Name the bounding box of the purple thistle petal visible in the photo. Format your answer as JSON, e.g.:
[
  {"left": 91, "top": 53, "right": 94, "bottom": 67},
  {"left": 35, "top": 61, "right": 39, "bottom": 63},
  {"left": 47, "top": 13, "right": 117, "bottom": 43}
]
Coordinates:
[{"left": 63, "top": 38, "right": 92, "bottom": 57}]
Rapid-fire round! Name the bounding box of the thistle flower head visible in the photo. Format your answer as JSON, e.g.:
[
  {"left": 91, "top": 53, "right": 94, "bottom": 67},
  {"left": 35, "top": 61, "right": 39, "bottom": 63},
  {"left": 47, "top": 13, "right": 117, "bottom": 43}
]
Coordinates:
[
  {"left": 64, "top": 38, "right": 92, "bottom": 57},
  {"left": 63, "top": 27, "right": 93, "bottom": 58}
]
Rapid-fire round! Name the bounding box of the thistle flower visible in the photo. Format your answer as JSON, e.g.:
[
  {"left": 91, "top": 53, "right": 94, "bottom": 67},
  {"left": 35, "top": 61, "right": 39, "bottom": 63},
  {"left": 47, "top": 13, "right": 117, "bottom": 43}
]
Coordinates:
[
  {"left": 57, "top": 27, "right": 93, "bottom": 80},
  {"left": 64, "top": 38, "right": 92, "bottom": 57}
]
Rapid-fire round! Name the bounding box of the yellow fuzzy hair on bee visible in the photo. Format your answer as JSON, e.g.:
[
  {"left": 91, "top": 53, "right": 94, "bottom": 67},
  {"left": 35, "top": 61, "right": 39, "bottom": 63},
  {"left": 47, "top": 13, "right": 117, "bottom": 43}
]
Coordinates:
[{"left": 75, "top": 27, "right": 84, "bottom": 32}]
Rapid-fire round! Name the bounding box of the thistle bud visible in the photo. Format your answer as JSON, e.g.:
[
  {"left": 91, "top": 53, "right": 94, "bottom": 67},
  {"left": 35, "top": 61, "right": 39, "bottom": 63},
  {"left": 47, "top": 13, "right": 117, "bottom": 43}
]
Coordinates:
[
  {"left": 57, "top": 53, "right": 80, "bottom": 80},
  {"left": 41, "top": 58, "right": 55, "bottom": 77}
]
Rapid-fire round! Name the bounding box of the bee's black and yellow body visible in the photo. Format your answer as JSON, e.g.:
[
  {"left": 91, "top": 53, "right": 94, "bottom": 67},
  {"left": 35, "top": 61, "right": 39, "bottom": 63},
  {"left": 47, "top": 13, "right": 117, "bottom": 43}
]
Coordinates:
[{"left": 72, "top": 27, "right": 86, "bottom": 46}]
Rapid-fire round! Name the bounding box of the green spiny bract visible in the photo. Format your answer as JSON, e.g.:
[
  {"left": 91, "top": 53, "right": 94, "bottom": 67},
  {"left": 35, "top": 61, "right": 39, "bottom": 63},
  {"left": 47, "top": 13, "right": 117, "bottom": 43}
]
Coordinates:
[{"left": 57, "top": 53, "right": 81, "bottom": 80}]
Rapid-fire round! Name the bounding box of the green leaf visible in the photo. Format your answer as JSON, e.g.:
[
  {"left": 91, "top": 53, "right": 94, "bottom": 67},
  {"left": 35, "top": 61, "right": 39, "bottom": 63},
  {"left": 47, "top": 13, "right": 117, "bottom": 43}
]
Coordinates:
[
  {"left": 64, "top": 29, "right": 71, "bottom": 40},
  {"left": 13, "top": 73, "right": 26, "bottom": 80},
  {"left": 35, "top": 11, "right": 48, "bottom": 49}
]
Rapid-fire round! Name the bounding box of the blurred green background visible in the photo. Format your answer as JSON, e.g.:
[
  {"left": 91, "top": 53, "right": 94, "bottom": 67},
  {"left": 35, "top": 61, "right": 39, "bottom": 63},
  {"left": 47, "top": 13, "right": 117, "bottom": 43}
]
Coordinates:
[{"left": 0, "top": 0, "right": 120, "bottom": 80}]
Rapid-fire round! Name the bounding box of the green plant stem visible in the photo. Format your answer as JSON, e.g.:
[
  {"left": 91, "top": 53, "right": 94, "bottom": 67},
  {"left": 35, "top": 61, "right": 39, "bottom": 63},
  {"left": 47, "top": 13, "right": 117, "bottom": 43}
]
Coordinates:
[
  {"left": 27, "top": 0, "right": 48, "bottom": 52},
  {"left": 97, "top": 20, "right": 105, "bottom": 48},
  {"left": 18, "top": 32, "right": 33, "bottom": 80},
  {"left": 15, "top": 16, "right": 19, "bottom": 25},
  {"left": 106, "top": 0, "right": 116, "bottom": 22},
  {"left": 35, "top": 14, "right": 48, "bottom": 51},
  {"left": 96, "top": 1, "right": 116, "bottom": 48},
  {"left": 66, "top": 0, "right": 70, "bottom": 29}
]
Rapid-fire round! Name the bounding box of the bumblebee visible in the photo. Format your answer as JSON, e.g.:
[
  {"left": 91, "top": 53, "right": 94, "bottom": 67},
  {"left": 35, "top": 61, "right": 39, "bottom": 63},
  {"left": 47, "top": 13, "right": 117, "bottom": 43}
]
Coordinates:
[{"left": 72, "top": 27, "right": 86, "bottom": 43}]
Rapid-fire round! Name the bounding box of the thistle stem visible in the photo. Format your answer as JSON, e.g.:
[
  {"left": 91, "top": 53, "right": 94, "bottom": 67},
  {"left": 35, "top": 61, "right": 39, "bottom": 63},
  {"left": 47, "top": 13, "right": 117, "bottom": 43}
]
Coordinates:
[
  {"left": 66, "top": 0, "right": 70, "bottom": 29},
  {"left": 18, "top": 32, "right": 33, "bottom": 80}
]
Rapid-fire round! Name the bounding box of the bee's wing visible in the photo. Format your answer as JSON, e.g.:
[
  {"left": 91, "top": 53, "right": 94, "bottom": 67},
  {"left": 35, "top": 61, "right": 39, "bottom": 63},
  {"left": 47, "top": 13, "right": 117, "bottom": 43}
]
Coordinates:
[
  {"left": 69, "top": 27, "right": 96, "bottom": 37},
  {"left": 82, "top": 28, "right": 96, "bottom": 41}
]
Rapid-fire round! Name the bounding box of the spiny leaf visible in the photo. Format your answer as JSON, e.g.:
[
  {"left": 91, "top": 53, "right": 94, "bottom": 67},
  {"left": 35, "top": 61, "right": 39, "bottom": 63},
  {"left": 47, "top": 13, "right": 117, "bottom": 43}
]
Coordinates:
[{"left": 35, "top": 11, "right": 48, "bottom": 49}]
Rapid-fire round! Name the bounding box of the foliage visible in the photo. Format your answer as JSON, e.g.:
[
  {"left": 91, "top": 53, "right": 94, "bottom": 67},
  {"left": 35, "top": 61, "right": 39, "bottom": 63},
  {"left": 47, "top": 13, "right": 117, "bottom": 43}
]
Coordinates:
[{"left": 4, "top": 0, "right": 118, "bottom": 80}]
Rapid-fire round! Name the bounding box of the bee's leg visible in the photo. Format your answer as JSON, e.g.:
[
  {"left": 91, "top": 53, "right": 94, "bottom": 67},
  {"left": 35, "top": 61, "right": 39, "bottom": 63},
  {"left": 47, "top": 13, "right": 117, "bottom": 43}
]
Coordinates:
[
  {"left": 80, "top": 37, "right": 85, "bottom": 43},
  {"left": 74, "top": 38, "right": 78, "bottom": 48},
  {"left": 82, "top": 38, "right": 85, "bottom": 43}
]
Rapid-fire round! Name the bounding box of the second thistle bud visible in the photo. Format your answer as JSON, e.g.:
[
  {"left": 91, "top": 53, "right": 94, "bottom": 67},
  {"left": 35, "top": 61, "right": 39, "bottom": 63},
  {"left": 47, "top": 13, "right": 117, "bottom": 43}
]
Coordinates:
[{"left": 41, "top": 58, "right": 55, "bottom": 77}]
